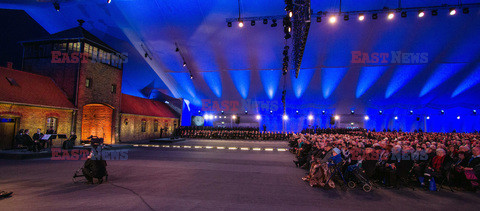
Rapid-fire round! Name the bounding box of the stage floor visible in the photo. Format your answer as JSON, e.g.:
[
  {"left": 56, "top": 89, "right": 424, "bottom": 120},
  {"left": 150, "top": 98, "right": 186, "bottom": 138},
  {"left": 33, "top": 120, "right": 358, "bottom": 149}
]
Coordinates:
[{"left": 1, "top": 139, "right": 479, "bottom": 210}]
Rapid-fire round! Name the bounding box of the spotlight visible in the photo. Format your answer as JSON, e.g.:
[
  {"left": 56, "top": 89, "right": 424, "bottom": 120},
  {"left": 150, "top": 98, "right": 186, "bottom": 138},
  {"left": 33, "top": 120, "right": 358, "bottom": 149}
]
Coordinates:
[
  {"left": 183, "top": 62, "right": 187, "bottom": 67},
  {"left": 227, "top": 22, "right": 232, "bottom": 27},
  {"left": 432, "top": 10, "right": 438, "bottom": 16},
  {"left": 372, "top": 13, "right": 378, "bottom": 19},
  {"left": 457, "top": 116, "right": 461, "bottom": 120},
  {"left": 427, "top": 116, "right": 430, "bottom": 120},
  {"left": 221, "top": 110, "right": 224, "bottom": 114},
  {"left": 418, "top": 10, "right": 425, "bottom": 18},
  {"left": 329, "top": 16, "right": 337, "bottom": 23},
  {"left": 334, "top": 115, "right": 340, "bottom": 120},
  {"left": 388, "top": 12, "right": 395, "bottom": 20},
  {"left": 473, "top": 110, "right": 477, "bottom": 115},
  {"left": 441, "top": 110, "right": 445, "bottom": 115},
  {"left": 322, "top": 110, "right": 326, "bottom": 115},
  {"left": 364, "top": 115, "right": 369, "bottom": 120},
  {"left": 344, "top": 14, "right": 349, "bottom": 21},
  {"left": 296, "top": 110, "right": 299, "bottom": 114},
  {"left": 271, "top": 19, "right": 277, "bottom": 27},
  {"left": 449, "top": 8, "right": 456, "bottom": 15},
  {"left": 394, "top": 116, "right": 398, "bottom": 120},
  {"left": 53, "top": 1, "right": 60, "bottom": 11},
  {"left": 410, "top": 110, "right": 413, "bottom": 115},
  {"left": 263, "top": 19, "right": 268, "bottom": 24},
  {"left": 107, "top": 0, "right": 112, "bottom": 3},
  {"left": 214, "top": 116, "right": 218, "bottom": 119},
  {"left": 270, "top": 110, "right": 273, "bottom": 114},
  {"left": 379, "top": 110, "right": 383, "bottom": 115},
  {"left": 251, "top": 20, "right": 255, "bottom": 26},
  {"left": 351, "top": 110, "right": 355, "bottom": 114},
  {"left": 238, "top": 21, "right": 244, "bottom": 28},
  {"left": 245, "top": 110, "right": 248, "bottom": 114},
  {"left": 283, "top": 114, "right": 289, "bottom": 120},
  {"left": 401, "top": 11, "right": 407, "bottom": 18},
  {"left": 316, "top": 16, "right": 322, "bottom": 22},
  {"left": 289, "top": 11, "right": 293, "bottom": 18},
  {"left": 308, "top": 115, "right": 314, "bottom": 121},
  {"left": 198, "top": 110, "right": 201, "bottom": 114},
  {"left": 232, "top": 115, "right": 237, "bottom": 119},
  {"left": 463, "top": 8, "right": 469, "bottom": 14},
  {"left": 256, "top": 115, "right": 261, "bottom": 120},
  {"left": 190, "top": 75, "right": 193, "bottom": 79},
  {"left": 358, "top": 14, "right": 365, "bottom": 21}
]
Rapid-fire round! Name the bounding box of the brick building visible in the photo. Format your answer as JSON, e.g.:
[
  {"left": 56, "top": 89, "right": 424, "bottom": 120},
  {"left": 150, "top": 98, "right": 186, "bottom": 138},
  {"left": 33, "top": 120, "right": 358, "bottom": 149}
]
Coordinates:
[{"left": 0, "top": 23, "right": 180, "bottom": 149}]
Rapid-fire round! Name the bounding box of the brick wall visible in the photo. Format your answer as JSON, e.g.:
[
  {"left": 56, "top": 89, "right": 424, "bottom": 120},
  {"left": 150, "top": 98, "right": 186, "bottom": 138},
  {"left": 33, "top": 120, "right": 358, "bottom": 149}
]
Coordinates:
[
  {"left": 76, "top": 62, "right": 122, "bottom": 144},
  {"left": 0, "top": 103, "right": 73, "bottom": 136},
  {"left": 119, "top": 113, "right": 179, "bottom": 142}
]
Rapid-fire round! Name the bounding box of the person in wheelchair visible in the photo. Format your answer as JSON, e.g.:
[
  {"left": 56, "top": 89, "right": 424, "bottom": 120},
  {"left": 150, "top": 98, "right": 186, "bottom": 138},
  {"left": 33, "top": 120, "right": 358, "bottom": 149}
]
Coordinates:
[{"left": 82, "top": 140, "right": 108, "bottom": 184}]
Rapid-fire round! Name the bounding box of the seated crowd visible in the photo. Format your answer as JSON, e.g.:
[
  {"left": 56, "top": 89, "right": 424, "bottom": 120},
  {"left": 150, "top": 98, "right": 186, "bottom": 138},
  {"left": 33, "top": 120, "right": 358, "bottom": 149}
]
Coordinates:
[
  {"left": 289, "top": 129, "right": 480, "bottom": 191},
  {"left": 176, "top": 126, "right": 291, "bottom": 140}
]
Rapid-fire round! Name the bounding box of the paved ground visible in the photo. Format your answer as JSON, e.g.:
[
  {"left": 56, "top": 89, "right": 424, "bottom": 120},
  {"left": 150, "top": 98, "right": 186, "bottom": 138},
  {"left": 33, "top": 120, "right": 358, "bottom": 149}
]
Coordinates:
[{"left": 1, "top": 139, "right": 479, "bottom": 210}]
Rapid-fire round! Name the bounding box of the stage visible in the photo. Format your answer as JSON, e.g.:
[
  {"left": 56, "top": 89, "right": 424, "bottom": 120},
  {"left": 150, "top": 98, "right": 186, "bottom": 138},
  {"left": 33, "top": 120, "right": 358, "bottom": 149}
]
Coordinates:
[{"left": 1, "top": 139, "right": 479, "bottom": 210}]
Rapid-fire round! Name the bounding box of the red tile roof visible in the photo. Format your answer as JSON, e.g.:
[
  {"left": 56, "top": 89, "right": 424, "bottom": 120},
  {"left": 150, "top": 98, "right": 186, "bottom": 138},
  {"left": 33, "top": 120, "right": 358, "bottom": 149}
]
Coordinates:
[
  {"left": 0, "top": 66, "right": 75, "bottom": 109},
  {"left": 121, "top": 94, "right": 178, "bottom": 118}
]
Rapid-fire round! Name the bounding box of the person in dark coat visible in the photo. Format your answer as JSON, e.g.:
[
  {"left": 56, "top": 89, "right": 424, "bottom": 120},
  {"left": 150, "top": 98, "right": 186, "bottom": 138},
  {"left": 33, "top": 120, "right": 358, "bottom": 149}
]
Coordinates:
[
  {"left": 32, "top": 129, "right": 44, "bottom": 150},
  {"left": 14, "top": 129, "right": 24, "bottom": 148},
  {"left": 23, "top": 129, "right": 36, "bottom": 152},
  {"left": 82, "top": 144, "right": 107, "bottom": 184}
]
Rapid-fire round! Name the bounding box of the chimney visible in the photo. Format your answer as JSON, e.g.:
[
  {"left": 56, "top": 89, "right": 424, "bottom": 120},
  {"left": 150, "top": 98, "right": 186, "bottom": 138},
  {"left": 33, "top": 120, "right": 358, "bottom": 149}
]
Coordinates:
[{"left": 7, "top": 62, "right": 13, "bottom": 69}]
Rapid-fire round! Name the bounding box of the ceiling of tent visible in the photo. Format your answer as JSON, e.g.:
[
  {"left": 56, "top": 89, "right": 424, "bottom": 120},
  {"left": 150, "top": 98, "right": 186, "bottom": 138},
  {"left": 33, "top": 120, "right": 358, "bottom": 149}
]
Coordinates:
[{"left": 1, "top": 0, "right": 480, "bottom": 113}]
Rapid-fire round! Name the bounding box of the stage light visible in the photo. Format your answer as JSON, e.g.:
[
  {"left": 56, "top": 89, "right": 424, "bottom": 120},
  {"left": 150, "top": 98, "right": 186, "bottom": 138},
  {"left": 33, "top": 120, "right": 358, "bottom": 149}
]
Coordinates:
[
  {"left": 427, "top": 116, "right": 430, "bottom": 120},
  {"left": 351, "top": 110, "right": 355, "bottom": 114},
  {"left": 251, "top": 20, "right": 255, "bottom": 26},
  {"left": 388, "top": 12, "right": 395, "bottom": 20},
  {"left": 238, "top": 21, "right": 244, "bottom": 28},
  {"left": 289, "top": 11, "right": 293, "bottom": 18},
  {"left": 344, "top": 15, "right": 349, "bottom": 21},
  {"left": 296, "top": 110, "right": 299, "bottom": 114},
  {"left": 379, "top": 110, "right": 383, "bottom": 115},
  {"left": 334, "top": 115, "right": 340, "bottom": 120},
  {"left": 457, "top": 116, "right": 461, "bottom": 120},
  {"left": 463, "top": 8, "right": 469, "bottom": 14},
  {"left": 227, "top": 22, "right": 232, "bottom": 27},
  {"left": 245, "top": 110, "right": 248, "bottom": 114},
  {"left": 358, "top": 14, "right": 365, "bottom": 21},
  {"left": 263, "top": 19, "right": 268, "bottom": 24},
  {"left": 107, "top": 0, "right": 112, "bottom": 3},
  {"left": 256, "top": 115, "right": 261, "bottom": 120},
  {"left": 316, "top": 16, "right": 322, "bottom": 22},
  {"left": 401, "top": 11, "right": 407, "bottom": 18},
  {"left": 283, "top": 114, "right": 289, "bottom": 120},
  {"left": 214, "top": 116, "right": 218, "bottom": 119},
  {"left": 394, "top": 116, "right": 398, "bottom": 120},
  {"left": 183, "top": 62, "right": 187, "bottom": 67},
  {"left": 432, "top": 10, "right": 438, "bottom": 16},
  {"left": 364, "top": 115, "right": 369, "bottom": 120},
  {"left": 329, "top": 16, "right": 337, "bottom": 24},
  {"left": 474, "top": 110, "right": 477, "bottom": 115},
  {"left": 270, "top": 110, "right": 273, "bottom": 114},
  {"left": 410, "top": 110, "right": 413, "bottom": 115},
  {"left": 418, "top": 10, "right": 425, "bottom": 18},
  {"left": 221, "top": 110, "right": 224, "bottom": 114},
  {"left": 441, "top": 110, "right": 445, "bottom": 115},
  {"left": 232, "top": 115, "right": 237, "bottom": 119},
  {"left": 449, "top": 8, "right": 456, "bottom": 15},
  {"left": 198, "top": 110, "right": 201, "bottom": 114},
  {"left": 190, "top": 75, "right": 193, "bottom": 79},
  {"left": 271, "top": 19, "right": 277, "bottom": 27},
  {"left": 322, "top": 110, "right": 326, "bottom": 115},
  {"left": 53, "top": 1, "right": 60, "bottom": 11},
  {"left": 308, "top": 115, "right": 314, "bottom": 121},
  {"left": 372, "top": 13, "right": 378, "bottom": 19}
]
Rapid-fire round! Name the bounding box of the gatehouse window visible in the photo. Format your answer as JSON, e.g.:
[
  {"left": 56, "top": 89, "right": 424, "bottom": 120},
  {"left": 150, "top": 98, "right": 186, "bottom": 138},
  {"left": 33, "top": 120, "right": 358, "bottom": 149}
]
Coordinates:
[
  {"left": 154, "top": 120, "right": 158, "bottom": 132},
  {"left": 86, "top": 78, "right": 92, "bottom": 88}
]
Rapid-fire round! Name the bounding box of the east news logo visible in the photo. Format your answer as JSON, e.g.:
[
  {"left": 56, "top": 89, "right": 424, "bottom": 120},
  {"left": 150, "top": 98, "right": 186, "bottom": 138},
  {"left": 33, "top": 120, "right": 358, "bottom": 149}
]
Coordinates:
[{"left": 351, "top": 51, "right": 428, "bottom": 64}]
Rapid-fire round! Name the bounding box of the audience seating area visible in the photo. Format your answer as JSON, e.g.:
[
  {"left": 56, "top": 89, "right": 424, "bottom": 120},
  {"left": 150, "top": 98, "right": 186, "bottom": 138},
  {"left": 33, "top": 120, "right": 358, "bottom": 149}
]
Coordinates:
[
  {"left": 290, "top": 129, "right": 480, "bottom": 192},
  {"left": 175, "top": 126, "right": 291, "bottom": 140}
]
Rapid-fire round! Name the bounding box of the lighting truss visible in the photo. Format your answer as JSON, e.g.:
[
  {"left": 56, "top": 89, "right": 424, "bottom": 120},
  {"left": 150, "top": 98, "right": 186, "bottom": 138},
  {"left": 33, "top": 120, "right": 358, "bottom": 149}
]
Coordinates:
[{"left": 291, "top": 0, "right": 311, "bottom": 79}]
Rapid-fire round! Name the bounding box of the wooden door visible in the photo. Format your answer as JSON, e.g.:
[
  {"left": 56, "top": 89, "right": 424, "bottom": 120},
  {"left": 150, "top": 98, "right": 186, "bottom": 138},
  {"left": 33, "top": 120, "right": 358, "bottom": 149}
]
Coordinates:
[{"left": 0, "top": 122, "right": 15, "bottom": 150}]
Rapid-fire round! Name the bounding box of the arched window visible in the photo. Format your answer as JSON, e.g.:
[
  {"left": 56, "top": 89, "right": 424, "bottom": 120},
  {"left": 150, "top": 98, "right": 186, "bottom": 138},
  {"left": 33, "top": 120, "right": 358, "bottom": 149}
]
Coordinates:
[{"left": 46, "top": 117, "right": 58, "bottom": 133}]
